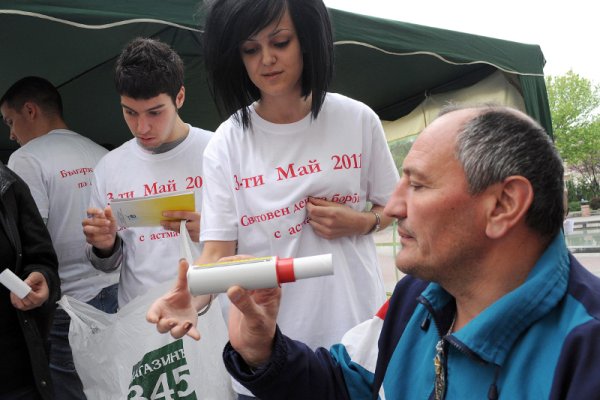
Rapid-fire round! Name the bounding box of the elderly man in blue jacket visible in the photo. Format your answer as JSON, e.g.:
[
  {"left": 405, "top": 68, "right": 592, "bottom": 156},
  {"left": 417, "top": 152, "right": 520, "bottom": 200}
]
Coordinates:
[{"left": 152, "top": 105, "right": 600, "bottom": 399}]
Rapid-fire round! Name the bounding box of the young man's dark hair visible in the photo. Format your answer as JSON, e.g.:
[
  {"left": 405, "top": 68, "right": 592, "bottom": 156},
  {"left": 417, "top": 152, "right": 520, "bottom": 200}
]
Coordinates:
[{"left": 114, "top": 37, "right": 185, "bottom": 104}]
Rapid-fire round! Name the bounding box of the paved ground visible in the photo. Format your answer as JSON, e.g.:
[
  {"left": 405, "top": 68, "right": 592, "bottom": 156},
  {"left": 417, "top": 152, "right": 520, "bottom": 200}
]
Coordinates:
[
  {"left": 573, "top": 253, "right": 600, "bottom": 275},
  {"left": 566, "top": 214, "right": 600, "bottom": 275}
]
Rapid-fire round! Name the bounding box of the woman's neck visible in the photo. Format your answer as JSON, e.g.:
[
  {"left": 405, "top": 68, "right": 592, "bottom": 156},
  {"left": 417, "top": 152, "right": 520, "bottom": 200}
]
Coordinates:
[{"left": 254, "top": 93, "right": 313, "bottom": 124}]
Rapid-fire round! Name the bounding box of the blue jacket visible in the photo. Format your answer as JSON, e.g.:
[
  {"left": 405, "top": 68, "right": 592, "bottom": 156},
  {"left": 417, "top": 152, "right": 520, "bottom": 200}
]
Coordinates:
[{"left": 224, "top": 234, "right": 600, "bottom": 399}]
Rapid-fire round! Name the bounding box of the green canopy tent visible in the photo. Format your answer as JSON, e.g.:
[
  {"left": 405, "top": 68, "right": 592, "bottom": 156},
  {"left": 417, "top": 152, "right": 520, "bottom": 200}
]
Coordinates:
[{"left": 0, "top": 1, "right": 551, "bottom": 162}]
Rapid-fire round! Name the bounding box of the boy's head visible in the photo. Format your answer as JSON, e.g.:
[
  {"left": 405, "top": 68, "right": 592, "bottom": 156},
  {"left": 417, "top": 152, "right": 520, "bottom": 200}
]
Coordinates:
[
  {"left": 1, "top": 76, "right": 64, "bottom": 145},
  {"left": 114, "top": 37, "right": 184, "bottom": 105},
  {"left": 115, "top": 38, "right": 188, "bottom": 150}
]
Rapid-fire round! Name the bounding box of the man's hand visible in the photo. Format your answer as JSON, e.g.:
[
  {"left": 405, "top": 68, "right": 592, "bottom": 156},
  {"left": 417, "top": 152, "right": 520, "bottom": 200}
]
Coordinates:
[
  {"left": 161, "top": 210, "right": 201, "bottom": 242},
  {"left": 307, "top": 197, "right": 371, "bottom": 239},
  {"left": 11, "top": 271, "right": 49, "bottom": 311},
  {"left": 147, "top": 259, "right": 202, "bottom": 340},
  {"left": 227, "top": 271, "right": 281, "bottom": 367},
  {"left": 82, "top": 206, "right": 118, "bottom": 255}
]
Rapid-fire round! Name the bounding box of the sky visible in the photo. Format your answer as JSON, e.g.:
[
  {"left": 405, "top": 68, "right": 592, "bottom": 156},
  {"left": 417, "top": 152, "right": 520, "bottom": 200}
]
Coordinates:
[{"left": 324, "top": 0, "right": 599, "bottom": 85}]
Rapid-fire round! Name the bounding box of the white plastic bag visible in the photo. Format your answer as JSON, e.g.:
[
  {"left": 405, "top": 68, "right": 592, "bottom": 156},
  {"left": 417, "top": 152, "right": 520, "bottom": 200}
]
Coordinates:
[{"left": 58, "top": 282, "right": 234, "bottom": 400}]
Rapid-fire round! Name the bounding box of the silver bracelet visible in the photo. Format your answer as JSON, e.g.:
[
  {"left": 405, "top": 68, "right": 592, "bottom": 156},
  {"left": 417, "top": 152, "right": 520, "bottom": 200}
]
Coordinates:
[
  {"left": 365, "top": 210, "right": 381, "bottom": 234},
  {"left": 197, "top": 294, "right": 213, "bottom": 317}
]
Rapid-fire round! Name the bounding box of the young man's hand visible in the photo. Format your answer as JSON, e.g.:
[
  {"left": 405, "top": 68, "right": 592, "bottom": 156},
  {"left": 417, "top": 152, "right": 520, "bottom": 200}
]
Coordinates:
[
  {"left": 161, "top": 210, "right": 201, "bottom": 242},
  {"left": 82, "top": 206, "right": 118, "bottom": 256}
]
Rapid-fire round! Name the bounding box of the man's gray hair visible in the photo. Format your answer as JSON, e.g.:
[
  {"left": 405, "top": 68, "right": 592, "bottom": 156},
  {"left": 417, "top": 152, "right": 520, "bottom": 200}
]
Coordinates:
[{"left": 444, "top": 105, "right": 564, "bottom": 238}]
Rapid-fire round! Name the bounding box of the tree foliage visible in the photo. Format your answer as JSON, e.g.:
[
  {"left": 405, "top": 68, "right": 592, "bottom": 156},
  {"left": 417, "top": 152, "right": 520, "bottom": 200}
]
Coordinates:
[
  {"left": 546, "top": 71, "right": 600, "bottom": 198},
  {"left": 388, "top": 136, "right": 415, "bottom": 174}
]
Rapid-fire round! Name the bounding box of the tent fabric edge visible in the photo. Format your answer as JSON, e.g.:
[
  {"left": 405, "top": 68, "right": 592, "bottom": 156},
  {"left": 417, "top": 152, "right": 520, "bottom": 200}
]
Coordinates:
[
  {"left": 0, "top": 9, "right": 202, "bottom": 32},
  {"left": 334, "top": 41, "right": 544, "bottom": 77}
]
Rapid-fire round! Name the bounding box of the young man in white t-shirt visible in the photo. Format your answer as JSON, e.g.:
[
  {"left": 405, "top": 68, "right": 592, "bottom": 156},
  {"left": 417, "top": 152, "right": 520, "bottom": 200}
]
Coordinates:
[
  {"left": 1, "top": 76, "right": 119, "bottom": 400},
  {"left": 82, "top": 38, "right": 213, "bottom": 307}
]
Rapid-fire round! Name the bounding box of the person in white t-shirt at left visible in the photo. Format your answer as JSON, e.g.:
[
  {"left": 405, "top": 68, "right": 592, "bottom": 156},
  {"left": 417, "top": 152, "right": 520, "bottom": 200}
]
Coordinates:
[
  {"left": 1, "top": 76, "right": 119, "bottom": 400},
  {"left": 82, "top": 38, "right": 213, "bottom": 308}
]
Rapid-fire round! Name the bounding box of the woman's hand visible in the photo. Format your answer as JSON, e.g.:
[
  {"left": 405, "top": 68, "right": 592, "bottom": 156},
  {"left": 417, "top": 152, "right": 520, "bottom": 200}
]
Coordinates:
[
  {"left": 307, "top": 197, "right": 373, "bottom": 239},
  {"left": 146, "top": 259, "right": 204, "bottom": 340}
]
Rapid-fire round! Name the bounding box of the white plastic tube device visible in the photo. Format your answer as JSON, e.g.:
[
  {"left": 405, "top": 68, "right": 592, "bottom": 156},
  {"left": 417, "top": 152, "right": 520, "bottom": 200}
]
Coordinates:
[
  {"left": 0, "top": 268, "right": 32, "bottom": 299},
  {"left": 187, "top": 254, "right": 333, "bottom": 295}
]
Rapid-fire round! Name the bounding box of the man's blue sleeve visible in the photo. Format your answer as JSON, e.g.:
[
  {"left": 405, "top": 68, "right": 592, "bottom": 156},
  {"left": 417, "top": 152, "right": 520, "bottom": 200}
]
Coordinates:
[{"left": 223, "top": 327, "right": 367, "bottom": 400}]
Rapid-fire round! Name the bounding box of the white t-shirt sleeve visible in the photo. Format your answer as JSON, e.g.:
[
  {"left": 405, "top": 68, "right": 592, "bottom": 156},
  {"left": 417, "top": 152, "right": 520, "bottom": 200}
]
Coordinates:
[
  {"left": 200, "top": 133, "right": 239, "bottom": 242},
  {"left": 8, "top": 151, "right": 49, "bottom": 218},
  {"left": 365, "top": 112, "right": 400, "bottom": 206}
]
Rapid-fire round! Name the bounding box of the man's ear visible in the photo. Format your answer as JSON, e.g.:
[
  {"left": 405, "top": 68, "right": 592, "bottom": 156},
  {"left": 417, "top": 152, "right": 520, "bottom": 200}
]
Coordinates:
[
  {"left": 485, "top": 176, "right": 534, "bottom": 239},
  {"left": 22, "top": 102, "right": 38, "bottom": 119},
  {"left": 175, "top": 86, "right": 185, "bottom": 110}
]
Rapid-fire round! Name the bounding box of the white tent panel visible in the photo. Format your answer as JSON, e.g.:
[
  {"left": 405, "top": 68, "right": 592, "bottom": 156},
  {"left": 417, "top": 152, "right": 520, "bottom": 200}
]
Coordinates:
[{"left": 383, "top": 71, "right": 526, "bottom": 143}]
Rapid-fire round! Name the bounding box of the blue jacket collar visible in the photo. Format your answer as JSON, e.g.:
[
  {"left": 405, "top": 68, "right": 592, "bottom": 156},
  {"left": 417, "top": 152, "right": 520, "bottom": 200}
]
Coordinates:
[{"left": 420, "top": 233, "right": 570, "bottom": 365}]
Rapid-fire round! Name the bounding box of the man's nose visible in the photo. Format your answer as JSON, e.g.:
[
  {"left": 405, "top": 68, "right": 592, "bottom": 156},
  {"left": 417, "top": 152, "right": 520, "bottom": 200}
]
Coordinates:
[
  {"left": 383, "top": 181, "right": 407, "bottom": 219},
  {"left": 136, "top": 116, "right": 150, "bottom": 134}
]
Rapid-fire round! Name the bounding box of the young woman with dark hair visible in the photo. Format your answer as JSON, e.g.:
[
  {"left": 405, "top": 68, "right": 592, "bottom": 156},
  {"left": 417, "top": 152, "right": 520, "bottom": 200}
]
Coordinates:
[{"left": 149, "top": 2, "right": 399, "bottom": 398}]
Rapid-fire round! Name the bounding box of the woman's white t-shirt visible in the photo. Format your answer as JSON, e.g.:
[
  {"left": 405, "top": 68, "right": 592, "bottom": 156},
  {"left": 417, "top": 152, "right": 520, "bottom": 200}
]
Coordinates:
[{"left": 202, "top": 93, "right": 399, "bottom": 349}]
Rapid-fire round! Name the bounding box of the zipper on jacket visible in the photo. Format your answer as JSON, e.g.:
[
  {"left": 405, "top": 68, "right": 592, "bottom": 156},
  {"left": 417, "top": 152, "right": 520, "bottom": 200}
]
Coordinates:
[
  {"left": 419, "top": 296, "right": 453, "bottom": 400},
  {"left": 419, "top": 295, "right": 501, "bottom": 399}
]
